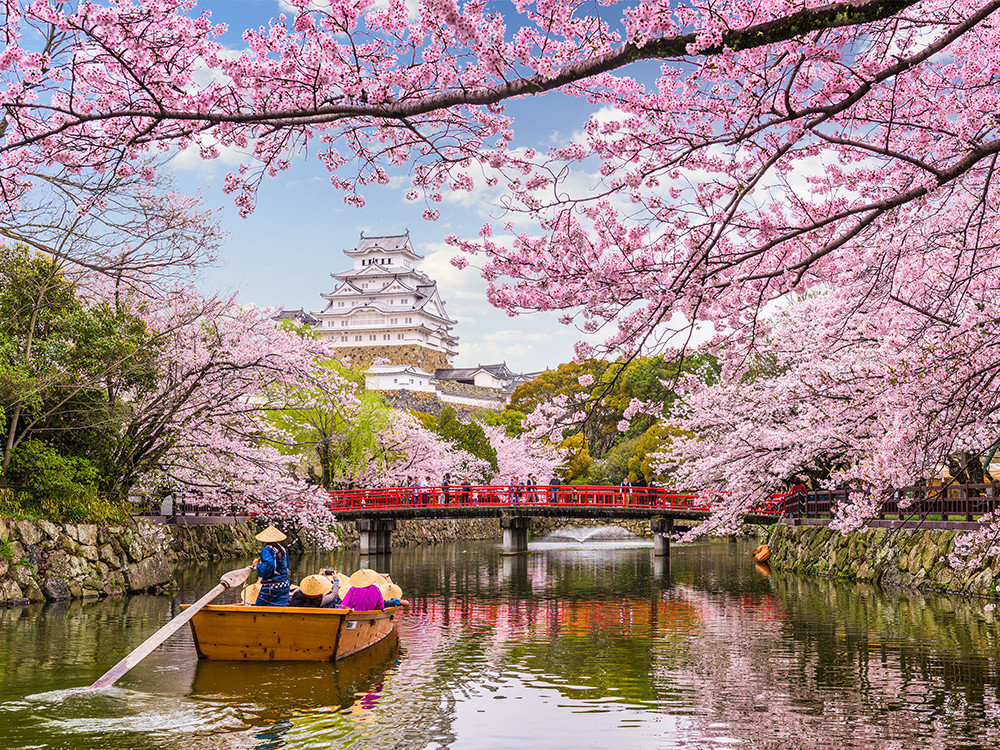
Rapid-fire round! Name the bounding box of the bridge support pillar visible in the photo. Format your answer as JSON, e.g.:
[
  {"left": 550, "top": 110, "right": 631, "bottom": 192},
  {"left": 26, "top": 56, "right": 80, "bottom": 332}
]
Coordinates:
[
  {"left": 501, "top": 514, "right": 530, "bottom": 555},
  {"left": 356, "top": 517, "right": 397, "bottom": 555},
  {"left": 650, "top": 517, "right": 673, "bottom": 558}
]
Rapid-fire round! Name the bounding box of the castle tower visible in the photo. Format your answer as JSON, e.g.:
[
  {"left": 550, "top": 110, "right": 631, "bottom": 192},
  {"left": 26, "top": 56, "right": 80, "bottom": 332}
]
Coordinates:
[{"left": 313, "top": 232, "right": 458, "bottom": 371}]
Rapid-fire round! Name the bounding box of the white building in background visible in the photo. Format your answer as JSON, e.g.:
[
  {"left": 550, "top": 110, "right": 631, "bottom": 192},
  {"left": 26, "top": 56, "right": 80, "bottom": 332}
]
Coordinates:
[
  {"left": 284, "top": 232, "right": 539, "bottom": 413},
  {"left": 312, "top": 232, "right": 458, "bottom": 368}
]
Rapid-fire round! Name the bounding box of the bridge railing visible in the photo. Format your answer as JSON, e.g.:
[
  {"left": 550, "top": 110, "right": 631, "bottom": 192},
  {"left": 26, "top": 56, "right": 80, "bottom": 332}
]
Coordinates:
[
  {"left": 323, "top": 485, "right": 785, "bottom": 514},
  {"left": 786, "top": 482, "right": 1000, "bottom": 522}
]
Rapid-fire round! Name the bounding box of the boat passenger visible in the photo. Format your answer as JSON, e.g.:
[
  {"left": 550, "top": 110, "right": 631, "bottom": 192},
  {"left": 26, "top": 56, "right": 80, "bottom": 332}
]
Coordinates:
[
  {"left": 252, "top": 525, "right": 290, "bottom": 607},
  {"left": 380, "top": 582, "right": 410, "bottom": 608},
  {"left": 341, "top": 568, "right": 386, "bottom": 611},
  {"left": 319, "top": 567, "right": 346, "bottom": 590},
  {"left": 289, "top": 574, "right": 340, "bottom": 608},
  {"left": 241, "top": 582, "right": 262, "bottom": 605}
]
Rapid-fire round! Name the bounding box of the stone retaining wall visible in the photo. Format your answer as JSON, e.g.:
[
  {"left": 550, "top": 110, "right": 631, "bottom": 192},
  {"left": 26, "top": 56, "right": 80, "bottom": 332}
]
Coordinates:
[
  {"left": 768, "top": 522, "right": 1000, "bottom": 598},
  {"left": 0, "top": 518, "right": 282, "bottom": 607},
  {"left": 0, "top": 518, "right": 174, "bottom": 606}
]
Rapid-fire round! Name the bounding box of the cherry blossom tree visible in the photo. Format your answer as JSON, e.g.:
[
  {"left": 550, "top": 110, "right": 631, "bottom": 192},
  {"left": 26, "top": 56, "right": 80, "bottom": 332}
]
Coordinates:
[
  {"left": 662, "top": 285, "right": 1000, "bottom": 541},
  {"left": 358, "top": 411, "right": 494, "bottom": 487},
  {"left": 86, "top": 285, "right": 348, "bottom": 544},
  {"left": 484, "top": 424, "right": 564, "bottom": 485},
  {"left": 5, "top": 0, "right": 1000, "bottom": 546}
]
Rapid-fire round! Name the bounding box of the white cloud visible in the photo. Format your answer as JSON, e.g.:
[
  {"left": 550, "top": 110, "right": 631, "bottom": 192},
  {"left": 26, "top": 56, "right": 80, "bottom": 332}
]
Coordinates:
[
  {"left": 170, "top": 135, "right": 250, "bottom": 174},
  {"left": 417, "top": 240, "right": 486, "bottom": 303},
  {"left": 277, "top": 0, "right": 420, "bottom": 20},
  {"left": 460, "top": 327, "right": 579, "bottom": 371}
]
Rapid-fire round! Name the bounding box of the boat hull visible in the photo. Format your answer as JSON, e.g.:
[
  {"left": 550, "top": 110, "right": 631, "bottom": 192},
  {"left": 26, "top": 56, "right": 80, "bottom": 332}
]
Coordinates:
[{"left": 182, "top": 604, "right": 399, "bottom": 661}]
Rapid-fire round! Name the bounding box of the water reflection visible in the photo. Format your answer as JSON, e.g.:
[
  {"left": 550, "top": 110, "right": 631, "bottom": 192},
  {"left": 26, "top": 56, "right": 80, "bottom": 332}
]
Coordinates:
[{"left": 0, "top": 539, "right": 998, "bottom": 749}]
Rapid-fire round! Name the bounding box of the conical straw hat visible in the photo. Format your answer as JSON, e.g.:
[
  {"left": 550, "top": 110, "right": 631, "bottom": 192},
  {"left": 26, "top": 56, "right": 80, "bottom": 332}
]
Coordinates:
[
  {"left": 299, "top": 574, "right": 333, "bottom": 597},
  {"left": 348, "top": 568, "right": 382, "bottom": 588},
  {"left": 338, "top": 583, "right": 351, "bottom": 600},
  {"left": 241, "top": 582, "right": 262, "bottom": 605},
  {"left": 254, "top": 525, "right": 286, "bottom": 543},
  {"left": 381, "top": 583, "right": 403, "bottom": 600}
]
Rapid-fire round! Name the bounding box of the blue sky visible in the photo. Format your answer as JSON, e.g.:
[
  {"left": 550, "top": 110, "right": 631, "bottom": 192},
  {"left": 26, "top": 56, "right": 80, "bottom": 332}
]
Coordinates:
[{"left": 168, "top": 0, "right": 612, "bottom": 374}]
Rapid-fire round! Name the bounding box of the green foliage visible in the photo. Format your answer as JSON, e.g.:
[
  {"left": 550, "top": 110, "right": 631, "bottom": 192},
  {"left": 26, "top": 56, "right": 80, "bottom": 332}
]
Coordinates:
[
  {"left": 437, "top": 407, "right": 498, "bottom": 471},
  {"left": 511, "top": 354, "right": 716, "bottom": 459},
  {"left": 600, "top": 436, "right": 639, "bottom": 485},
  {"left": 269, "top": 365, "right": 396, "bottom": 488},
  {"left": 8, "top": 437, "right": 98, "bottom": 499},
  {"left": 0, "top": 538, "right": 13, "bottom": 562},
  {"left": 0, "top": 245, "right": 165, "bottom": 515},
  {"left": 2, "top": 440, "right": 129, "bottom": 523},
  {"left": 477, "top": 408, "right": 527, "bottom": 437},
  {"left": 559, "top": 433, "right": 592, "bottom": 483},
  {"left": 420, "top": 407, "right": 499, "bottom": 472},
  {"left": 511, "top": 354, "right": 717, "bottom": 487}
]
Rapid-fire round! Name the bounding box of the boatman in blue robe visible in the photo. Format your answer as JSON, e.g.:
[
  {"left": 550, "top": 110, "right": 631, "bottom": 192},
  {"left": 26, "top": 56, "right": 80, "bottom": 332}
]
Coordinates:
[{"left": 253, "top": 525, "right": 290, "bottom": 606}]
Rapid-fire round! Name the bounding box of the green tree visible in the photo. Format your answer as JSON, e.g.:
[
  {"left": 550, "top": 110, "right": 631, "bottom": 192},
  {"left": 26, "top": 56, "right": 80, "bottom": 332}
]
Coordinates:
[
  {"left": 511, "top": 354, "right": 717, "bottom": 459},
  {"left": 269, "top": 363, "right": 394, "bottom": 488},
  {"left": 477, "top": 408, "right": 527, "bottom": 437},
  {"left": 423, "top": 406, "right": 499, "bottom": 472},
  {"left": 0, "top": 246, "right": 163, "bottom": 510},
  {"left": 559, "top": 433, "right": 592, "bottom": 484}
]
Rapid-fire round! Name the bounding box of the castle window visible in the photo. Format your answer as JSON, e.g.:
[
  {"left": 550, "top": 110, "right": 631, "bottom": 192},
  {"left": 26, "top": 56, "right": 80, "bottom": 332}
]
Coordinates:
[
  {"left": 355, "top": 335, "right": 362, "bottom": 341},
  {"left": 397, "top": 334, "right": 404, "bottom": 340}
]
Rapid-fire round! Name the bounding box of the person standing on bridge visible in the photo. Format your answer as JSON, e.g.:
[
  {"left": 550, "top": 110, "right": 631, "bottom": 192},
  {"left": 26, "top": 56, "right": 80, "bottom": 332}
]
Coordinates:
[
  {"left": 548, "top": 473, "right": 561, "bottom": 503},
  {"left": 526, "top": 474, "right": 539, "bottom": 503},
  {"left": 460, "top": 476, "right": 472, "bottom": 504},
  {"left": 509, "top": 475, "right": 522, "bottom": 504},
  {"left": 442, "top": 473, "right": 452, "bottom": 505}
]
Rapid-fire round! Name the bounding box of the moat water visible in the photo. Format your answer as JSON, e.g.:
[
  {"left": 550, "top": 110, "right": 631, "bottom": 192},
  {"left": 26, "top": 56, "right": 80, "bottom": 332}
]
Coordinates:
[{"left": 1, "top": 537, "right": 998, "bottom": 749}]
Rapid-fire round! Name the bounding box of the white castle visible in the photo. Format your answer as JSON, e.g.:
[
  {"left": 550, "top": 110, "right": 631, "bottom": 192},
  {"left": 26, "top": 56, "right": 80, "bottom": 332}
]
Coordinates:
[
  {"left": 280, "top": 232, "right": 538, "bottom": 412},
  {"left": 312, "top": 231, "right": 458, "bottom": 365}
]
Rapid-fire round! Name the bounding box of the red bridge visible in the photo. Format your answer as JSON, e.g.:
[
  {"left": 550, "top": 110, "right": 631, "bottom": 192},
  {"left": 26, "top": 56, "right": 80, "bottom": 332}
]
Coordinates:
[
  {"left": 324, "top": 483, "right": 784, "bottom": 516},
  {"left": 323, "top": 484, "right": 785, "bottom": 556}
]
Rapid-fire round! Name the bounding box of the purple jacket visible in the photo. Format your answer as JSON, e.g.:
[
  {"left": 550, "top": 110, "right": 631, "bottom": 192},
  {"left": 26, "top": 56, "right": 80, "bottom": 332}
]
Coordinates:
[{"left": 341, "top": 585, "right": 384, "bottom": 611}]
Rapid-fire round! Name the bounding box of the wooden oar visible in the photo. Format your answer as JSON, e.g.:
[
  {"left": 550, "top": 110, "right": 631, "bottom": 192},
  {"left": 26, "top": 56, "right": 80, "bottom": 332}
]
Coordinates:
[{"left": 86, "top": 564, "right": 255, "bottom": 691}]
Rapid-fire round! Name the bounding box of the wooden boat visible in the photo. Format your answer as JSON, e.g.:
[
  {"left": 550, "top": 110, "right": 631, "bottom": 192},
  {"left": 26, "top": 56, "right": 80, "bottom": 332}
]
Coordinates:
[{"left": 181, "top": 603, "right": 399, "bottom": 661}]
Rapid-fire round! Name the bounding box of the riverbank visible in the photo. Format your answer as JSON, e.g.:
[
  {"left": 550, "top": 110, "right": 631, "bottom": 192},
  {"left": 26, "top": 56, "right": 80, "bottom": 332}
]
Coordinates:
[
  {"left": 0, "top": 515, "right": 657, "bottom": 606},
  {"left": 768, "top": 522, "right": 1000, "bottom": 598}
]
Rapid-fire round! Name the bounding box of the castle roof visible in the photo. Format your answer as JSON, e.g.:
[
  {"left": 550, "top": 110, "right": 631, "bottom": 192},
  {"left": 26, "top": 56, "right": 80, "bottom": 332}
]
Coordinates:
[
  {"left": 273, "top": 308, "right": 320, "bottom": 326},
  {"left": 344, "top": 231, "right": 423, "bottom": 260}
]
